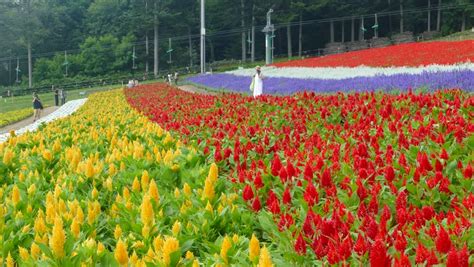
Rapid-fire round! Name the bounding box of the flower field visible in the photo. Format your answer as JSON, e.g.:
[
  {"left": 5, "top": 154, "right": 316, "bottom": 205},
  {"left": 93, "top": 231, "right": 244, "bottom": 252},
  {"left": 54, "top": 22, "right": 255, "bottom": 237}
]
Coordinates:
[
  {"left": 272, "top": 40, "right": 474, "bottom": 68},
  {"left": 0, "top": 90, "right": 277, "bottom": 266},
  {"left": 187, "top": 41, "right": 474, "bottom": 94},
  {"left": 0, "top": 108, "right": 34, "bottom": 128},
  {"left": 126, "top": 83, "right": 473, "bottom": 266}
]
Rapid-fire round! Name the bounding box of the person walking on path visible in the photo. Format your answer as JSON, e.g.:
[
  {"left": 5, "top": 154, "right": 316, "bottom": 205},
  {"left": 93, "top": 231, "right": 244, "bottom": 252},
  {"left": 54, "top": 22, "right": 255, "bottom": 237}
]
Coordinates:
[
  {"left": 32, "top": 92, "right": 43, "bottom": 122},
  {"left": 54, "top": 89, "right": 59, "bottom": 106},
  {"left": 174, "top": 71, "right": 179, "bottom": 85},
  {"left": 251, "top": 66, "right": 264, "bottom": 98},
  {"left": 62, "top": 90, "right": 67, "bottom": 105}
]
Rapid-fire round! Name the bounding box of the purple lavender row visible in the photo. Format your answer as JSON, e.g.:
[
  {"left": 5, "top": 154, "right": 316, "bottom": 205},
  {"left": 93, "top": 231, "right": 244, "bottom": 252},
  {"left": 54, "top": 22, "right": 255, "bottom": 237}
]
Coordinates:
[{"left": 187, "top": 70, "right": 474, "bottom": 94}]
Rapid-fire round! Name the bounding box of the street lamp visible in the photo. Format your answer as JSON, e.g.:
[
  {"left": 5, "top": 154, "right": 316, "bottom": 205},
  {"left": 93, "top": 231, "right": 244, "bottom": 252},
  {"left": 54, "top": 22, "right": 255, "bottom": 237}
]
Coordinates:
[
  {"left": 200, "top": 0, "right": 206, "bottom": 73},
  {"left": 263, "top": 9, "right": 274, "bottom": 65}
]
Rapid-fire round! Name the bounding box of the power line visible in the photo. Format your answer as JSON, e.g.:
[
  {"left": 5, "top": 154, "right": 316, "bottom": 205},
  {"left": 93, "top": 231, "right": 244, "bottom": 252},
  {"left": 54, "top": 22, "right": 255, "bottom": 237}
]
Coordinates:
[{"left": 0, "top": 3, "right": 472, "bottom": 64}]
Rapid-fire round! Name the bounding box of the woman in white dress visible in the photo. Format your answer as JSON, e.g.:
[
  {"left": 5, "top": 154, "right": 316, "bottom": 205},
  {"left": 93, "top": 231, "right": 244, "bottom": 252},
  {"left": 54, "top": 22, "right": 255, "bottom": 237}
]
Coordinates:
[{"left": 253, "top": 66, "right": 263, "bottom": 98}]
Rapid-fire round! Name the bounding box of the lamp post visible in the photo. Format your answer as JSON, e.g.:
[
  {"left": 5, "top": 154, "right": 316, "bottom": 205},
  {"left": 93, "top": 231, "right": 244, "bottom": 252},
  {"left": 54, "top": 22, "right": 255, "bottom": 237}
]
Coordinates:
[
  {"left": 263, "top": 9, "right": 274, "bottom": 65},
  {"left": 200, "top": 0, "right": 206, "bottom": 73}
]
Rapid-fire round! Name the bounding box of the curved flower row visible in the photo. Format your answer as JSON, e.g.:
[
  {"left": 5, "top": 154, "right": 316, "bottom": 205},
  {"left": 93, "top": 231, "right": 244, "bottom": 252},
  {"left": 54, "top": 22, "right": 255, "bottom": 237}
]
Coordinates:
[
  {"left": 0, "top": 108, "right": 33, "bottom": 128},
  {"left": 187, "top": 71, "right": 474, "bottom": 95},
  {"left": 0, "top": 90, "right": 275, "bottom": 266},
  {"left": 226, "top": 64, "right": 474, "bottom": 80},
  {"left": 126, "top": 84, "right": 474, "bottom": 266},
  {"left": 273, "top": 40, "right": 474, "bottom": 68}
]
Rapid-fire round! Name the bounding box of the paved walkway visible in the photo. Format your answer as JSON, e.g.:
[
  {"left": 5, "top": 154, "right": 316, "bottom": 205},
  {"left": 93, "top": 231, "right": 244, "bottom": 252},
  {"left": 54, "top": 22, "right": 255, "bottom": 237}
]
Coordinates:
[
  {"left": 0, "top": 99, "right": 87, "bottom": 143},
  {"left": 178, "top": 84, "right": 219, "bottom": 96},
  {"left": 0, "top": 106, "right": 58, "bottom": 134}
]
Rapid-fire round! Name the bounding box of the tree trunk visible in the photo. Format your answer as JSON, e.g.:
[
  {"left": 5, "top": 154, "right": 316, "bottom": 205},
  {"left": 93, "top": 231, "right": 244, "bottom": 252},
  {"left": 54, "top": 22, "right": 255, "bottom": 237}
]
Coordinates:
[
  {"left": 330, "top": 20, "right": 334, "bottom": 43},
  {"left": 351, "top": 17, "right": 355, "bottom": 42},
  {"left": 388, "top": 0, "right": 393, "bottom": 33},
  {"left": 298, "top": 14, "right": 302, "bottom": 57},
  {"left": 145, "top": 33, "right": 149, "bottom": 74},
  {"left": 427, "top": 0, "right": 431, "bottom": 31},
  {"left": 153, "top": 4, "right": 159, "bottom": 78},
  {"left": 28, "top": 40, "right": 32, "bottom": 88},
  {"left": 251, "top": 3, "right": 255, "bottom": 62},
  {"left": 461, "top": 12, "right": 466, "bottom": 32},
  {"left": 400, "top": 0, "right": 404, "bottom": 33},
  {"left": 241, "top": 0, "right": 246, "bottom": 62},
  {"left": 145, "top": 0, "right": 149, "bottom": 75},
  {"left": 341, "top": 20, "right": 345, "bottom": 42},
  {"left": 287, "top": 24, "right": 292, "bottom": 58},
  {"left": 436, "top": 0, "right": 441, "bottom": 31},
  {"left": 188, "top": 27, "right": 193, "bottom": 68}
]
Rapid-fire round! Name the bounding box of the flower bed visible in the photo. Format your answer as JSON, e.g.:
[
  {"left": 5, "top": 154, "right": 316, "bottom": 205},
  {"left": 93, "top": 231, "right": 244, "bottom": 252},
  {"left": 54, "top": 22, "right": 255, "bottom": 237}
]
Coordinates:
[
  {"left": 188, "top": 71, "right": 474, "bottom": 94},
  {"left": 0, "top": 108, "right": 33, "bottom": 128},
  {"left": 126, "top": 84, "right": 474, "bottom": 266},
  {"left": 273, "top": 40, "right": 474, "bottom": 68},
  {"left": 0, "top": 90, "right": 275, "bottom": 266}
]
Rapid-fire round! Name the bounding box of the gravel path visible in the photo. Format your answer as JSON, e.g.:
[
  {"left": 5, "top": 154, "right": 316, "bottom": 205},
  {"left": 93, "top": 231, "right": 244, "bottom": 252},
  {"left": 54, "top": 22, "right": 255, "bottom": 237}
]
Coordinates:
[{"left": 0, "top": 98, "right": 87, "bottom": 143}]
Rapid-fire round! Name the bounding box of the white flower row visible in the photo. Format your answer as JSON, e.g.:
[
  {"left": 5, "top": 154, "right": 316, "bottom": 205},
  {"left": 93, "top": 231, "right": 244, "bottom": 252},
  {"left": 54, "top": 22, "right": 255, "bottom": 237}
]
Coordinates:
[
  {"left": 226, "top": 63, "right": 474, "bottom": 80},
  {"left": 0, "top": 98, "right": 87, "bottom": 144}
]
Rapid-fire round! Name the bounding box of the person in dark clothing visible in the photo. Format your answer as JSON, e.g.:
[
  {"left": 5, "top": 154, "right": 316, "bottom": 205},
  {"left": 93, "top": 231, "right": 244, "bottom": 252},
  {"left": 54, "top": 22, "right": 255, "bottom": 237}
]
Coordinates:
[
  {"left": 32, "top": 92, "right": 43, "bottom": 122},
  {"left": 54, "top": 89, "right": 59, "bottom": 106}
]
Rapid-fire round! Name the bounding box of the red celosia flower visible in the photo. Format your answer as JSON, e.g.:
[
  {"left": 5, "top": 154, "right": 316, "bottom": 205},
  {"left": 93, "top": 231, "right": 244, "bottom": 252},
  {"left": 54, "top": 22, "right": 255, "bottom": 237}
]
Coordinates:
[
  {"left": 464, "top": 164, "right": 473, "bottom": 179},
  {"left": 282, "top": 187, "right": 291, "bottom": 205},
  {"left": 415, "top": 243, "right": 429, "bottom": 264},
  {"left": 320, "top": 168, "right": 332, "bottom": 188},
  {"left": 242, "top": 185, "right": 254, "bottom": 201},
  {"left": 303, "top": 182, "right": 318, "bottom": 207},
  {"left": 385, "top": 165, "right": 395, "bottom": 183},
  {"left": 458, "top": 246, "right": 469, "bottom": 267},
  {"left": 394, "top": 253, "right": 411, "bottom": 267},
  {"left": 436, "top": 226, "right": 452, "bottom": 254},
  {"left": 271, "top": 155, "right": 282, "bottom": 176},
  {"left": 446, "top": 248, "right": 459, "bottom": 267},
  {"left": 252, "top": 196, "right": 261, "bottom": 211},
  {"left": 304, "top": 162, "right": 313, "bottom": 181},
  {"left": 253, "top": 172, "right": 263, "bottom": 189},
  {"left": 369, "top": 238, "right": 390, "bottom": 267},
  {"left": 295, "top": 234, "right": 306, "bottom": 255}
]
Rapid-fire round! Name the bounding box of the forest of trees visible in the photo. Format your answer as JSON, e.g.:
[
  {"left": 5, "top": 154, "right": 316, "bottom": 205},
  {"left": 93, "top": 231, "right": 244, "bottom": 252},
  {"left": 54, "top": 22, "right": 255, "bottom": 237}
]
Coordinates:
[{"left": 0, "top": 0, "right": 472, "bottom": 88}]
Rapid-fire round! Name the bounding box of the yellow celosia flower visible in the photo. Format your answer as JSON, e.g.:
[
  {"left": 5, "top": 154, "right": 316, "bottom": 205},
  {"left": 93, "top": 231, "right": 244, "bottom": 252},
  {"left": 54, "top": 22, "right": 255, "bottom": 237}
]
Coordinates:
[
  {"left": 91, "top": 187, "right": 98, "bottom": 199},
  {"left": 132, "top": 177, "right": 141, "bottom": 192},
  {"left": 49, "top": 216, "right": 66, "bottom": 258},
  {"left": 130, "top": 251, "right": 139, "bottom": 265},
  {"left": 208, "top": 163, "right": 218, "bottom": 183},
  {"left": 27, "top": 184, "right": 36, "bottom": 195},
  {"left": 3, "top": 149, "right": 14, "bottom": 165},
  {"left": 105, "top": 177, "right": 113, "bottom": 191},
  {"left": 114, "top": 239, "right": 128, "bottom": 266},
  {"left": 6, "top": 252, "right": 14, "bottom": 267},
  {"left": 141, "top": 194, "right": 154, "bottom": 226},
  {"left": 153, "top": 235, "right": 163, "bottom": 252},
  {"left": 42, "top": 149, "right": 52, "bottom": 161},
  {"left": 257, "top": 246, "right": 273, "bottom": 267},
  {"left": 172, "top": 220, "right": 181, "bottom": 236},
  {"left": 220, "top": 236, "right": 232, "bottom": 263},
  {"left": 142, "top": 224, "right": 150, "bottom": 238},
  {"left": 11, "top": 184, "right": 20, "bottom": 206},
  {"left": 192, "top": 259, "right": 200, "bottom": 267},
  {"left": 71, "top": 217, "right": 81, "bottom": 239},
  {"left": 149, "top": 179, "right": 159, "bottom": 202},
  {"left": 123, "top": 187, "right": 130, "bottom": 200},
  {"left": 183, "top": 183, "right": 192, "bottom": 196},
  {"left": 174, "top": 187, "right": 180, "bottom": 198},
  {"left": 205, "top": 201, "right": 213, "bottom": 212},
  {"left": 141, "top": 170, "right": 150, "bottom": 191},
  {"left": 232, "top": 234, "right": 239, "bottom": 244},
  {"left": 30, "top": 243, "right": 41, "bottom": 260},
  {"left": 249, "top": 234, "right": 260, "bottom": 261},
  {"left": 202, "top": 179, "right": 215, "bottom": 200},
  {"left": 109, "top": 164, "right": 117, "bottom": 175},
  {"left": 185, "top": 251, "right": 194, "bottom": 259},
  {"left": 19, "top": 246, "right": 29, "bottom": 260},
  {"left": 114, "top": 225, "right": 122, "bottom": 240},
  {"left": 162, "top": 236, "right": 179, "bottom": 266},
  {"left": 97, "top": 242, "right": 105, "bottom": 254},
  {"left": 85, "top": 159, "right": 95, "bottom": 178}
]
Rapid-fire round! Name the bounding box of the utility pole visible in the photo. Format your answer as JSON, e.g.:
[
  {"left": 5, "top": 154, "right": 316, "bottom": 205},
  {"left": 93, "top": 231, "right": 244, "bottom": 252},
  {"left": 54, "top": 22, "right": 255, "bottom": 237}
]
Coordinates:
[
  {"left": 63, "top": 51, "right": 69, "bottom": 76},
  {"left": 200, "top": 0, "right": 206, "bottom": 73},
  {"left": 15, "top": 57, "right": 20, "bottom": 84},
  {"left": 373, "top": 14, "right": 379, "bottom": 38},
  {"left": 132, "top": 45, "right": 137, "bottom": 69},
  {"left": 263, "top": 9, "right": 274, "bottom": 65},
  {"left": 167, "top": 38, "right": 173, "bottom": 64},
  {"left": 360, "top": 16, "right": 366, "bottom": 41}
]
